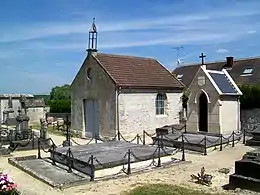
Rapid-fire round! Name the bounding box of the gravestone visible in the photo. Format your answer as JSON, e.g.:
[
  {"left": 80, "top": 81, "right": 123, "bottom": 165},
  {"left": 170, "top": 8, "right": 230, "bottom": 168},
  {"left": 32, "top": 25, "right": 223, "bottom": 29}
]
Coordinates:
[
  {"left": 246, "top": 127, "right": 260, "bottom": 146},
  {"left": 40, "top": 118, "right": 49, "bottom": 140},
  {"left": 229, "top": 149, "right": 260, "bottom": 192}
]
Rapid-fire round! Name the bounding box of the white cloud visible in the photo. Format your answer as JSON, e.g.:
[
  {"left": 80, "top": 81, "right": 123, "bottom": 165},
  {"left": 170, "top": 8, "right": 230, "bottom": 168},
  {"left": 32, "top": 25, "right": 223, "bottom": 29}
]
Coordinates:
[
  {"left": 216, "top": 48, "right": 229, "bottom": 53},
  {"left": 247, "top": 30, "right": 257, "bottom": 34}
]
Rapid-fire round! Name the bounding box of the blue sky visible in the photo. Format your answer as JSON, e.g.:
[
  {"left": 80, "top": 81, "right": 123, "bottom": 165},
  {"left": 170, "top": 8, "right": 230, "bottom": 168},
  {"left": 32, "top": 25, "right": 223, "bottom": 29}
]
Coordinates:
[{"left": 1, "top": 0, "right": 260, "bottom": 94}]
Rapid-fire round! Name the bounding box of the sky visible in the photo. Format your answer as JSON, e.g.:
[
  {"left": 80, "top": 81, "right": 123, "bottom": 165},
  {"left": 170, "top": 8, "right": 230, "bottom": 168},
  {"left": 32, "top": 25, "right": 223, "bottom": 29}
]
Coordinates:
[{"left": 1, "top": 0, "right": 260, "bottom": 94}]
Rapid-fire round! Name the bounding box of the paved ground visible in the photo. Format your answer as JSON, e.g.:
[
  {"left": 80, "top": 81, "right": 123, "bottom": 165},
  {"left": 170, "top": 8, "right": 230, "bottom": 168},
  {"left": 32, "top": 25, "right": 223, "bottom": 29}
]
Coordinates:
[{"left": 1, "top": 131, "right": 259, "bottom": 195}]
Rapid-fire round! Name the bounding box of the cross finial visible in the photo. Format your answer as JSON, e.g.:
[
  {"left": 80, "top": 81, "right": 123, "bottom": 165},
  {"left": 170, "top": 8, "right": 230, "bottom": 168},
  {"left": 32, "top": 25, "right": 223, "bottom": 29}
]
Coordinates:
[{"left": 199, "top": 53, "right": 206, "bottom": 65}]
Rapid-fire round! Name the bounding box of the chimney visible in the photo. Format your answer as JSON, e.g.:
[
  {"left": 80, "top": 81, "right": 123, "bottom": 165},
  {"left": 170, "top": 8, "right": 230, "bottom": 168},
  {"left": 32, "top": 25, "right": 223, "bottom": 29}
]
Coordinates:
[{"left": 225, "top": 56, "right": 234, "bottom": 68}]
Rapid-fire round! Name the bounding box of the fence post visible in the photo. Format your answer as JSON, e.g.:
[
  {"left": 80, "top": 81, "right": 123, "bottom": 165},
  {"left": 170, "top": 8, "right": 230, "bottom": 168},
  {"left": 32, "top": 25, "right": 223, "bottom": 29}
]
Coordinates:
[
  {"left": 157, "top": 136, "right": 161, "bottom": 167},
  {"left": 232, "top": 131, "right": 235, "bottom": 147},
  {"left": 181, "top": 133, "right": 185, "bottom": 161},
  {"left": 51, "top": 146, "right": 56, "bottom": 165},
  {"left": 220, "top": 134, "right": 223, "bottom": 151},
  {"left": 117, "top": 131, "right": 120, "bottom": 141},
  {"left": 243, "top": 129, "right": 246, "bottom": 144},
  {"left": 90, "top": 155, "right": 95, "bottom": 181},
  {"left": 127, "top": 149, "right": 131, "bottom": 175},
  {"left": 37, "top": 138, "right": 41, "bottom": 159},
  {"left": 32, "top": 131, "right": 35, "bottom": 149},
  {"left": 95, "top": 137, "right": 97, "bottom": 144},
  {"left": 184, "top": 124, "right": 187, "bottom": 133},
  {"left": 137, "top": 134, "right": 140, "bottom": 145},
  {"left": 67, "top": 148, "right": 72, "bottom": 173},
  {"left": 143, "top": 130, "right": 146, "bottom": 145},
  {"left": 204, "top": 136, "right": 207, "bottom": 156}
]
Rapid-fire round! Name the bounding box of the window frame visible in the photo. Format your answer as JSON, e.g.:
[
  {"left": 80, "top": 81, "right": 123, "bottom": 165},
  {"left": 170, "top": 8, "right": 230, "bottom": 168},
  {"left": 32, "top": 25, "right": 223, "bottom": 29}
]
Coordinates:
[{"left": 155, "top": 93, "right": 167, "bottom": 115}]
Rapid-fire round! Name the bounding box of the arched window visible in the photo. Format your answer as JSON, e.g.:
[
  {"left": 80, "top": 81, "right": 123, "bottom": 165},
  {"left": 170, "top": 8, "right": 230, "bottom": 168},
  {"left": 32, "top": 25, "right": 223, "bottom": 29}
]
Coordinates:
[{"left": 155, "top": 93, "right": 167, "bottom": 115}]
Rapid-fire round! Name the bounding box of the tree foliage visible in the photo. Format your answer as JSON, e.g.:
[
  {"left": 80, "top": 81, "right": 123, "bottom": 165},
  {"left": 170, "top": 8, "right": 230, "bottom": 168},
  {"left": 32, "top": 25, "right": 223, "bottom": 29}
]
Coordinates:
[
  {"left": 239, "top": 84, "right": 260, "bottom": 109},
  {"left": 50, "top": 84, "right": 71, "bottom": 100},
  {"left": 47, "top": 84, "right": 71, "bottom": 113}
]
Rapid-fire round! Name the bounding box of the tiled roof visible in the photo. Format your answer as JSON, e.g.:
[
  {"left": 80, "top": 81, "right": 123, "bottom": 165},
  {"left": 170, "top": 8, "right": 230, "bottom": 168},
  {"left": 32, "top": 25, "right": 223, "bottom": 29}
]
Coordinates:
[
  {"left": 25, "top": 98, "right": 45, "bottom": 108},
  {"left": 93, "top": 53, "right": 184, "bottom": 89},
  {"left": 0, "top": 94, "right": 34, "bottom": 98},
  {"left": 173, "top": 56, "right": 260, "bottom": 87}
]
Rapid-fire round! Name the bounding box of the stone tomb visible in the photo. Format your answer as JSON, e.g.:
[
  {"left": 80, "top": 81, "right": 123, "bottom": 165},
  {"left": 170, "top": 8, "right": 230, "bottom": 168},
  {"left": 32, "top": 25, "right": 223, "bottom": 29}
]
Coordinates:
[
  {"left": 9, "top": 141, "right": 176, "bottom": 188},
  {"left": 229, "top": 149, "right": 260, "bottom": 192},
  {"left": 51, "top": 141, "right": 174, "bottom": 170},
  {"left": 246, "top": 127, "right": 260, "bottom": 146}
]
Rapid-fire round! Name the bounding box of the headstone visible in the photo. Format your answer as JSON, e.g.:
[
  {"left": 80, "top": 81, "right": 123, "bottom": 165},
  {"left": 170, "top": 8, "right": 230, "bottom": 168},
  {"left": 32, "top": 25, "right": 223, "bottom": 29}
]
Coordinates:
[
  {"left": 40, "top": 118, "right": 49, "bottom": 140},
  {"left": 229, "top": 149, "right": 260, "bottom": 192},
  {"left": 246, "top": 127, "right": 260, "bottom": 146}
]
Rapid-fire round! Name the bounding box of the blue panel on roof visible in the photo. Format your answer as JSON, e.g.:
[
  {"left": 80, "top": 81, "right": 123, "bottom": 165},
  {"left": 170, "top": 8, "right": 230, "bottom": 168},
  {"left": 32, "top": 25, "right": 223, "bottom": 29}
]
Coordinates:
[{"left": 209, "top": 72, "right": 238, "bottom": 94}]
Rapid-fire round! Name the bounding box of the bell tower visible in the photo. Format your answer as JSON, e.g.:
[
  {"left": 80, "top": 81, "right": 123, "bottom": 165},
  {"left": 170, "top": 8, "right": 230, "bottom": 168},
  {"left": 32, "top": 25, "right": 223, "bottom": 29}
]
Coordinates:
[{"left": 87, "top": 17, "right": 98, "bottom": 53}]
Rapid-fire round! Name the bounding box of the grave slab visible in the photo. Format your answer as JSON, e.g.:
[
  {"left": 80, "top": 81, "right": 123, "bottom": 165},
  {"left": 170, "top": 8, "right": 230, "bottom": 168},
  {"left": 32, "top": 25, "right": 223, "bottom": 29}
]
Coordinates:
[
  {"left": 8, "top": 155, "right": 90, "bottom": 189},
  {"left": 51, "top": 141, "right": 174, "bottom": 170}
]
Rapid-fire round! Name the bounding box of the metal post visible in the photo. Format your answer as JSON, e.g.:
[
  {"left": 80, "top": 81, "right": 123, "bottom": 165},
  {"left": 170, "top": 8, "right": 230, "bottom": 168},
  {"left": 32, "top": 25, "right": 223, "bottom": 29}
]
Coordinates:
[
  {"left": 66, "top": 114, "right": 69, "bottom": 142},
  {"left": 181, "top": 133, "right": 185, "bottom": 161},
  {"left": 204, "top": 136, "right": 207, "bottom": 156},
  {"left": 184, "top": 123, "right": 187, "bottom": 133},
  {"left": 143, "top": 130, "right": 146, "bottom": 145},
  {"left": 232, "top": 131, "right": 235, "bottom": 147},
  {"left": 90, "top": 155, "right": 94, "bottom": 181},
  {"left": 157, "top": 136, "right": 161, "bottom": 167},
  {"left": 220, "top": 134, "right": 223, "bottom": 151},
  {"left": 37, "top": 138, "right": 41, "bottom": 159},
  {"left": 67, "top": 148, "right": 72, "bottom": 173},
  {"left": 32, "top": 131, "right": 35, "bottom": 149},
  {"left": 117, "top": 130, "right": 120, "bottom": 141},
  {"left": 243, "top": 129, "right": 246, "bottom": 144},
  {"left": 137, "top": 134, "right": 140, "bottom": 145},
  {"left": 127, "top": 149, "right": 131, "bottom": 175}
]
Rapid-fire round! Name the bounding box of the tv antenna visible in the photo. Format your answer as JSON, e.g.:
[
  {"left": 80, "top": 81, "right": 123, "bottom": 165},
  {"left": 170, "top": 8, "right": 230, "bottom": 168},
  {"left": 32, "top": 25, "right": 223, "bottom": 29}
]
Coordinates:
[{"left": 173, "top": 46, "right": 184, "bottom": 66}]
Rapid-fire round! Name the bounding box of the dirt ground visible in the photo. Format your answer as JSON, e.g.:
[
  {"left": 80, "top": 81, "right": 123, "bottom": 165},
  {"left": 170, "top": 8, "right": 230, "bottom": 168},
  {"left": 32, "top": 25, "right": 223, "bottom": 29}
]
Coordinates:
[{"left": 0, "top": 133, "right": 258, "bottom": 195}]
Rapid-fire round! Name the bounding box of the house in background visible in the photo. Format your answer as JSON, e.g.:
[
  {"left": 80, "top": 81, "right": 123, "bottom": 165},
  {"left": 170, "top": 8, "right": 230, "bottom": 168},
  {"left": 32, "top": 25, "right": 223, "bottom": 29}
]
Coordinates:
[
  {"left": 0, "top": 94, "right": 49, "bottom": 126},
  {"left": 173, "top": 56, "right": 260, "bottom": 88},
  {"left": 71, "top": 19, "right": 184, "bottom": 138},
  {"left": 184, "top": 65, "right": 242, "bottom": 135}
]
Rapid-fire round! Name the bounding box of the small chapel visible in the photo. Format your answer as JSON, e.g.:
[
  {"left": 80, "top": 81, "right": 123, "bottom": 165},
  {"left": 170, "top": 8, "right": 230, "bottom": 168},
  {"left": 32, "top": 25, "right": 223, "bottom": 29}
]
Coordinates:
[
  {"left": 183, "top": 53, "right": 243, "bottom": 135},
  {"left": 70, "top": 19, "right": 184, "bottom": 138}
]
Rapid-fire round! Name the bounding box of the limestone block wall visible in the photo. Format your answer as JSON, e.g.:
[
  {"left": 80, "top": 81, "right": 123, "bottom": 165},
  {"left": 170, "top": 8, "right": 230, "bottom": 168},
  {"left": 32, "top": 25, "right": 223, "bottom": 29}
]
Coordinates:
[
  {"left": 220, "top": 96, "right": 240, "bottom": 133},
  {"left": 118, "top": 91, "right": 182, "bottom": 136},
  {"left": 186, "top": 68, "right": 220, "bottom": 133},
  {"left": 27, "top": 107, "right": 47, "bottom": 125},
  {"left": 71, "top": 54, "right": 116, "bottom": 137}
]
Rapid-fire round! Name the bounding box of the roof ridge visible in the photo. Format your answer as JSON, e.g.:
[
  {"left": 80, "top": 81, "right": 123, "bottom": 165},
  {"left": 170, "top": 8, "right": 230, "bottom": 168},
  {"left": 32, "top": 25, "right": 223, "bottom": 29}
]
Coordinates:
[
  {"left": 178, "top": 55, "right": 260, "bottom": 68},
  {"left": 97, "top": 52, "right": 156, "bottom": 61}
]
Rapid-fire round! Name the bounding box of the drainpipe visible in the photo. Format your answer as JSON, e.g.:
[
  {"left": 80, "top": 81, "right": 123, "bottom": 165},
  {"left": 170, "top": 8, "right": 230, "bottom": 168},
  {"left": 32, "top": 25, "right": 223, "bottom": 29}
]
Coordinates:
[{"left": 116, "top": 86, "right": 122, "bottom": 139}]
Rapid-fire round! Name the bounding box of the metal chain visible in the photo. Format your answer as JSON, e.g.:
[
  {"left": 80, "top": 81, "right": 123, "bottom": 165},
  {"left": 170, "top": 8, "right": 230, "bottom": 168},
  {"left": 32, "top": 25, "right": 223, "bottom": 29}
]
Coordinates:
[{"left": 120, "top": 133, "right": 137, "bottom": 143}]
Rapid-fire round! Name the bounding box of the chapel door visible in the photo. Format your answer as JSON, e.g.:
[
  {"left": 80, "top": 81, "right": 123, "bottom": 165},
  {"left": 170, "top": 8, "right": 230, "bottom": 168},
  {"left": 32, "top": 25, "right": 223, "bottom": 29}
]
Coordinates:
[
  {"left": 199, "top": 93, "right": 208, "bottom": 132},
  {"left": 83, "top": 99, "right": 100, "bottom": 138}
]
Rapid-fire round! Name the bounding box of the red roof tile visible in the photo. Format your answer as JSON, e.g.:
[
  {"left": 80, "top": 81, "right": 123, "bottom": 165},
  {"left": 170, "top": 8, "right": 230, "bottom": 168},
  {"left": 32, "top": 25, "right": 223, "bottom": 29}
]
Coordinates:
[{"left": 93, "top": 53, "right": 184, "bottom": 89}]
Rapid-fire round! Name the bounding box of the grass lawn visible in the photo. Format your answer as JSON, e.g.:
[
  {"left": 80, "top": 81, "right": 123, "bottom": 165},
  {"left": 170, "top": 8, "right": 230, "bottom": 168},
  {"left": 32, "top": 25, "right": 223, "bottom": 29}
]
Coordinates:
[{"left": 125, "top": 184, "right": 228, "bottom": 195}]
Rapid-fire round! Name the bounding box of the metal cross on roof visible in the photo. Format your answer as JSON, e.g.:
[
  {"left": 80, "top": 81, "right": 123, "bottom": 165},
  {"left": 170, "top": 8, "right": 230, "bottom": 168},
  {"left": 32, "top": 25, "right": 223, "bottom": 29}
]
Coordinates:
[{"left": 199, "top": 53, "right": 206, "bottom": 65}]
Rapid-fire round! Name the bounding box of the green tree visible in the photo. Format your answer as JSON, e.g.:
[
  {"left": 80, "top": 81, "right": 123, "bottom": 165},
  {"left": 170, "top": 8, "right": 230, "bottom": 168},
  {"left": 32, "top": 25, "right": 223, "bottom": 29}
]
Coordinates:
[{"left": 50, "top": 84, "right": 71, "bottom": 100}]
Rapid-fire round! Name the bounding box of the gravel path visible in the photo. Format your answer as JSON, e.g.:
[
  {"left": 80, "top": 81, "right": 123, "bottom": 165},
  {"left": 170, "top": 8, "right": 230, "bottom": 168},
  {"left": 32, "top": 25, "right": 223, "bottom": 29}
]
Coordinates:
[{"left": 0, "top": 133, "right": 258, "bottom": 195}]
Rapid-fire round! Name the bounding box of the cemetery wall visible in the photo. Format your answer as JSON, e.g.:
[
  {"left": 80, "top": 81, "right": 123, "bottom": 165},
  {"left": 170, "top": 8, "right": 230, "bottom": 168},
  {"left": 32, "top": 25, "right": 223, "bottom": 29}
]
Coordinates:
[{"left": 241, "top": 109, "right": 260, "bottom": 131}]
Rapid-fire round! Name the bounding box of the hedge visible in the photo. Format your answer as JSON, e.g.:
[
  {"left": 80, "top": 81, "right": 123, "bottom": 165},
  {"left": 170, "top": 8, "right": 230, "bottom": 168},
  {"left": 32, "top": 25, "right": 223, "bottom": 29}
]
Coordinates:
[
  {"left": 46, "top": 100, "right": 71, "bottom": 113},
  {"left": 239, "top": 84, "right": 260, "bottom": 109}
]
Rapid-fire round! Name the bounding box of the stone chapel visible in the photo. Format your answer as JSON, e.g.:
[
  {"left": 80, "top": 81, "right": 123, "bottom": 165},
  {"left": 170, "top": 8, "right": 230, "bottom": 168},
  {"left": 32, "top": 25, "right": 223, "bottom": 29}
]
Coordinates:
[
  {"left": 70, "top": 19, "right": 184, "bottom": 138},
  {"left": 184, "top": 64, "right": 242, "bottom": 135}
]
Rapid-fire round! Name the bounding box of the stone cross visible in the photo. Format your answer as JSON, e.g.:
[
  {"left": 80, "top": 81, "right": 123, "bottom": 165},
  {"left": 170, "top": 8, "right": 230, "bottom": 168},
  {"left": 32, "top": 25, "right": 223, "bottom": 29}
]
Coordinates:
[{"left": 199, "top": 53, "right": 206, "bottom": 65}]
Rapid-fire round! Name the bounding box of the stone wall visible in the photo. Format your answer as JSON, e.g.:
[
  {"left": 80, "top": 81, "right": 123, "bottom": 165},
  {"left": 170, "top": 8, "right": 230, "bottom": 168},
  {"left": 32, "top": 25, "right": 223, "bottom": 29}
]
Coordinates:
[
  {"left": 118, "top": 90, "right": 182, "bottom": 136},
  {"left": 241, "top": 109, "right": 260, "bottom": 132},
  {"left": 71, "top": 53, "right": 116, "bottom": 137}
]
